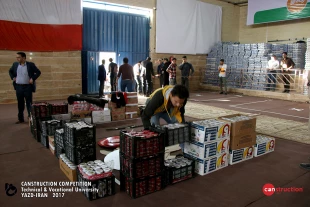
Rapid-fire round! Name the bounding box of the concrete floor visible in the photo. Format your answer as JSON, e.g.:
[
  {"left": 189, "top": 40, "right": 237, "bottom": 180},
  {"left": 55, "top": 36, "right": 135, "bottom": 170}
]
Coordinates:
[{"left": 1, "top": 92, "right": 310, "bottom": 207}]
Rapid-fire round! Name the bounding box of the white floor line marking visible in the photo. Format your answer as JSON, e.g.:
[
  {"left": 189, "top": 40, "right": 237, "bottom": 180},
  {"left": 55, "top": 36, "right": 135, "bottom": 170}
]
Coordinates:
[
  {"left": 229, "top": 100, "right": 271, "bottom": 107},
  {"left": 230, "top": 106, "right": 309, "bottom": 120},
  {"left": 289, "top": 108, "right": 304, "bottom": 112},
  {"left": 189, "top": 96, "right": 241, "bottom": 102}
]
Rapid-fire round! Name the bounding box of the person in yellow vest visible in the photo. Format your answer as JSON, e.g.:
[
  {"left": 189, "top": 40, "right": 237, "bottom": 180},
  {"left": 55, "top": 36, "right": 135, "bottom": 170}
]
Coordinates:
[{"left": 141, "top": 84, "right": 189, "bottom": 129}]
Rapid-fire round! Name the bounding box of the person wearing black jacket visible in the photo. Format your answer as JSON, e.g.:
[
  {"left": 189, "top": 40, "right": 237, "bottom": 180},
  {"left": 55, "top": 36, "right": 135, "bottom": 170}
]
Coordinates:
[
  {"left": 162, "top": 58, "right": 170, "bottom": 87},
  {"left": 98, "top": 59, "right": 107, "bottom": 97},
  {"left": 9, "top": 52, "right": 41, "bottom": 124},
  {"left": 141, "top": 84, "right": 189, "bottom": 130},
  {"left": 141, "top": 57, "right": 155, "bottom": 97}
]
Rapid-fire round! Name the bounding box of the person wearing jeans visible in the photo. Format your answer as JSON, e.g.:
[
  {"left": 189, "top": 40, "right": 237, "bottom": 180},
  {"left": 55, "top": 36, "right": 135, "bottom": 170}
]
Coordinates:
[
  {"left": 98, "top": 59, "right": 106, "bottom": 97},
  {"left": 167, "top": 58, "right": 177, "bottom": 86},
  {"left": 218, "top": 59, "right": 227, "bottom": 95},
  {"left": 117, "top": 57, "right": 134, "bottom": 92},
  {"left": 179, "top": 56, "right": 194, "bottom": 90},
  {"left": 266, "top": 55, "right": 279, "bottom": 91}
]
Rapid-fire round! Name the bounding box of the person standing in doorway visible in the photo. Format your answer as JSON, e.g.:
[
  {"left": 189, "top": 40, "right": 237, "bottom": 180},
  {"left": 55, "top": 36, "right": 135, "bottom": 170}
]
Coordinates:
[
  {"left": 98, "top": 59, "right": 106, "bottom": 97},
  {"left": 218, "top": 59, "right": 227, "bottom": 95},
  {"left": 9, "top": 52, "right": 41, "bottom": 124},
  {"left": 178, "top": 56, "right": 194, "bottom": 89},
  {"left": 108, "top": 58, "right": 118, "bottom": 91},
  {"left": 280, "top": 52, "right": 295, "bottom": 93},
  {"left": 117, "top": 57, "right": 134, "bottom": 92},
  {"left": 266, "top": 55, "right": 279, "bottom": 91},
  {"left": 142, "top": 57, "right": 154, "bottom": 97},
  {"left": 167, "top": 58, "right": 177, "bottom": 85}
]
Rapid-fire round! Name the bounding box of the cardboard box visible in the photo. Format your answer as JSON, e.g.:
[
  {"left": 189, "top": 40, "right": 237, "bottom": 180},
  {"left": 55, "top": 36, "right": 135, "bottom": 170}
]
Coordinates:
[
  {"left": 111, "top": 113, "right": 125, "bottom": 121},
  {"left": 230, "top": 132, "right": 256, "bottom": 150},
  {"left": 71, "top": 110, "right": 92, "bottom": 119},
  {"left": 184, "top": 138, "right": 229, "bottom": 159},
  {"left": 254, "top": 136, "right": 275, "bottom": 157},
  {"left": 125, "top": 104, "right": 139, "bottom": 112},
  {"left": 191, "top": 120, "right": 231, "bottom": 143},
  {"left": 51, "top": 113, "right": 71, "bottom": 121},
  {"left": 49, "top": 144, "right": 55, "bottom": 155},
  {"left": 92, "top": 109, "right": 112, "bottom": 124},
  {"left": 126, "top": 96, "right": 138, "bottom": 104},
  {"left": 59, "top": 156, "right": 77, "bottom": 182},
  {"left": 229, "top": 146, "right": 254, "bottom": 165},
  {"left": 48, "top": 136, "right": 54, "bottom": 146},
  {"left": 218, "top": 114, "right": 256, "bottom": 137},
  {"left": 185, "top": 152, "right": 228, "bottom": 176},
  {"left": 125, "top": 112, "right": 138, "bottom": 119}
]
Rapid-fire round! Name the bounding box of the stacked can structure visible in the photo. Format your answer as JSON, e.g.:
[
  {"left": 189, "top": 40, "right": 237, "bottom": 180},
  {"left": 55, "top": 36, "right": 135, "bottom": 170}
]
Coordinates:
[
  {"left": 151, "top": 123, "right": 190, "bottom": 146},
  {"left": 164, "top": 156, "right": 195, "bottom": 185},
  {"left": 120, "top": 130, "right": 166, "bottom": 199},
  {"left": 77, "top": 160, "right": 115, "bottom": 201},
  {"left": 184, "top": 119, "right": 231, "bottom": 176},
  {"left": 63, "top": 121, "right": 96, "bottom": 165},
  {"left": 254, "top": 135, "right": 275, "bottom": 157}
]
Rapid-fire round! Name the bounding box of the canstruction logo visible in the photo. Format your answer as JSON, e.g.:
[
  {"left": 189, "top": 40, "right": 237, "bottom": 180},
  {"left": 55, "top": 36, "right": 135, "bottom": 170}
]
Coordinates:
[
  {"left": 287, "top": 0, "right": 307, "bottom": 13},
  {"left": 262, "top": 183, "right": 303, "bottom": 196}
]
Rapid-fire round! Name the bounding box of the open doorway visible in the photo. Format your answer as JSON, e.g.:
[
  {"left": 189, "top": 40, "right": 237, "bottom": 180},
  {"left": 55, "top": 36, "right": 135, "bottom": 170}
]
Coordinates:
[{"left": 99, "top": 52, "right": 117, "bottom": 92}]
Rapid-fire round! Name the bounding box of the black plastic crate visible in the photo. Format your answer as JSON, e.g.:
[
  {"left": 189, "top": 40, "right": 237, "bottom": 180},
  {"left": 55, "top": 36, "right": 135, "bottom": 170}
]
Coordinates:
[
  {"left": 55, "top": 143, "right": 64, "bottom": 159},
  {"left": 31, "top": 102, "right": 52, "bottom": 118},
  {"left": 64, "top": 122, "right": 96, "bottom": 147},
  {"left": 164, "top": 158, "right": 195, "bottom": 185},
  {"left": 55, "top": 129, "right": 65, "bottom": 148},
  {"left": 39, "top": 120, "right": 48, "bottom": 136},
  {"left": 150, "top": 123, "right": 191, "bottom": 146},
  {"left": 65, "top": 142, "right": 96, "bottom": 165},
  {"left": 47, "top": 120, "right": 63, "bottom": 136},
  {"left": 77, "top": 170, "right": 115, "bottom": 201},
  {"left": 120, "top": 130, "right": 165, "bottom": 159},
  {"left": 120, "top": 173, "right": 165, "bottom": 199},
  {"left": 40, "top": 132, "right": 49, "bottom": 148},
  {"left": 120, "top": 153, "right": 164, "bottom": 179}
]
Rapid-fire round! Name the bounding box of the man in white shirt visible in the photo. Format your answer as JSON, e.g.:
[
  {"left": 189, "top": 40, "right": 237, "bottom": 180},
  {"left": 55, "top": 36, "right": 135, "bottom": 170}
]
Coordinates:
[
  {"left": 133, "top": 61, "right": 142, "bottom": 93},
  {"left": 218, "top": 59, "right": 227, "bottom": 95},
  {"left": 266, "top": 55, "right": 279, "bottom": 91}
]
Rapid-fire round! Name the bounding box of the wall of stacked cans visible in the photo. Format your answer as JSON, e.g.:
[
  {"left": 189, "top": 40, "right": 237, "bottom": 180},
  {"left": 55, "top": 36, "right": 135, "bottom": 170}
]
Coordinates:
[{"left": 205, "top": 42, "right": 307, "bottom": 91}]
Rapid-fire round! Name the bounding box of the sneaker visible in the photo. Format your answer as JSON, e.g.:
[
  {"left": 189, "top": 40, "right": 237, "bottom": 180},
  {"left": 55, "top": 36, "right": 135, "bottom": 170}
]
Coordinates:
[
  {"left": 219, "top": 92, "right": 223, "bottom": 94},
  {"left": 15, "top": 120, "right": 25, "bottom": 124},
  {"left": 300, "top": 163, "right": 310, "bottom": 170}
]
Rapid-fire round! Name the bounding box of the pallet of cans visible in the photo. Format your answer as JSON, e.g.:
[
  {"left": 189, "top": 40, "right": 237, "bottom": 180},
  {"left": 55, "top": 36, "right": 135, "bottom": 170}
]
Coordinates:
[
  {"left": 50, "top": 103, "right": 68, "bottom": 115},
  {"left": 120, "top": 153, "right": 164, "bottom": 178},
  {"left": 65, "top": 143, "right": 96, "bottom": 165},
  {"left": 55, "top": 129, "right": 65, "bottom": 159},
  {"left": 164, "top": 156, "right": 195, "bottom": 185},
  {"left": 150, "top": 123, "right": 191, "bottom": 146},
  {"left": 77, "top": 160, "right": 115, "bottom": 201},
  {"left": 64, "top": 121, "right": 96, "bottom": 147},
  {"left": 31, "top": 116, "right": 52, "bottom": 142},
  {"left": 120, "top": 130, "right": 165, "bottom": 158},
  {"left": 254, "top": 135, "right": 275, "bottom": 157},
  {"left": 120, "top": 173, "right": 164, "bottom": 199}
]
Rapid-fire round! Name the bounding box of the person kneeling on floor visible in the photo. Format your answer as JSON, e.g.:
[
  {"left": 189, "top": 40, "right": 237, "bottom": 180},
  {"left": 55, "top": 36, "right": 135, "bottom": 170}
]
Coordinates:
[{"left": 141, "top": 84, "right": 189, "bottom": 130}]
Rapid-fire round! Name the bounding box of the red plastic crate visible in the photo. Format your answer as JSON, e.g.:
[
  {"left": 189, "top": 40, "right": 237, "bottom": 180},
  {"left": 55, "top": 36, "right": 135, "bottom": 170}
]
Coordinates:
[{"left": 120, "top": 130, "right": 165, "bottom": 158}]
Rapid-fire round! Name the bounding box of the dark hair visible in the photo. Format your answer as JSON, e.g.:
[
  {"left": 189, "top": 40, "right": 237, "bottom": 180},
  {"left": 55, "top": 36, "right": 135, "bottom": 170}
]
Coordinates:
[
  {"left": 272, "top": 55, "right": 277, "bottom": 58},
  {"left": 123, "top": 57, "right": 129, "bottom": 63},
  {"left": 220, "top": 59, "right": 224, "bottom": 62},
  {"left": 109, "top": 58, "right": 113, "bottom": 62},
  {"left": 283, "top": 52, "right": 287, "bottom": 55},
  {"left": 147, "top": 57, "right": 151, "bottom": 61},
  {"left": 17, "top": 52, "right": 26, "bottom": 58},
  {"left": 138, "top": 61, "right": 142, "bottom": 63},
  {"left": 171, "top": 85, "right": 189, "bottom": 100},
  {"left": 163, "top": 58, "right": 168, "bottom": 61},
  {"left": 172, "top": 58, "right": 176, "bottom": 61}
]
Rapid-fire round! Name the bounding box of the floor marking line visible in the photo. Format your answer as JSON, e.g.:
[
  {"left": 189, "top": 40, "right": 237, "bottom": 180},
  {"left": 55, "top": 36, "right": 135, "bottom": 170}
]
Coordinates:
[
  {"left": 230, "top": 106, "right": 309, "bottom": 120},
  {"left": 229, "top": 100, "right": 270, "bottom": 107}
]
